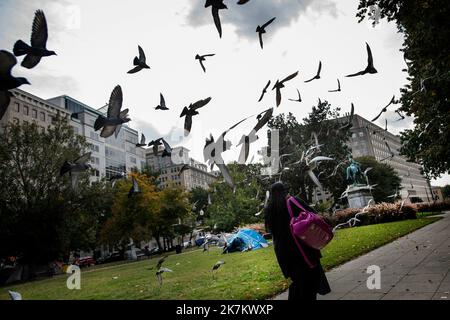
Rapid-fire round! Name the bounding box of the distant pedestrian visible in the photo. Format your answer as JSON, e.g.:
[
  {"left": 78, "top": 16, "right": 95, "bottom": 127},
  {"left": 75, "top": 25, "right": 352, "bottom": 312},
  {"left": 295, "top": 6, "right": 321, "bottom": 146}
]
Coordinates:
[{"left": 264, "top": 182, "right": 331, "bottom": 300}]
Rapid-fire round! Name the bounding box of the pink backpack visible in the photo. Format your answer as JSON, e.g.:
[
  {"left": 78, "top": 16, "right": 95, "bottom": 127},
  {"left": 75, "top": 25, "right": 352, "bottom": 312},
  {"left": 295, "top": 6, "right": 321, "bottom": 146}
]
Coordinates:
[{"left": 286, "top": 196, "right": 333, "bottom": 268}]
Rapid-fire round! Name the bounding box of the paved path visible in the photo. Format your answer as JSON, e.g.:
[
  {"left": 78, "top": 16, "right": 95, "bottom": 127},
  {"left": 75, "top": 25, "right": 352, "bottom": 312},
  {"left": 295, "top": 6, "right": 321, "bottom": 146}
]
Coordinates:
[{"left": 274, "top": 213, "right": 450, "bottom": 300}]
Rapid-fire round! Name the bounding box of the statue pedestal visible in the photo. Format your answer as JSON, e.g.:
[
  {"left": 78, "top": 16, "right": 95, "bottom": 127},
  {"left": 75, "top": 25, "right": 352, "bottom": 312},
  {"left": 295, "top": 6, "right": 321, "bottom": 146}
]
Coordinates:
[{"left": 347, "top": 185, "right": 374, "bottom": 209}]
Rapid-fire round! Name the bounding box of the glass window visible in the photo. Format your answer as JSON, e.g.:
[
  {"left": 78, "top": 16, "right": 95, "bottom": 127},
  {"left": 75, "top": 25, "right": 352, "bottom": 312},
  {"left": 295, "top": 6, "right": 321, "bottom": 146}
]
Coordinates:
[
  {"left": 40, "top": 112, "right": 45, "bottom": 122},
  {"left": 23, "top": 105, "right": 29, "bottom": 116},
  {"left": 14, "top": 103, "right": 20, "bottom": 112},
  {"left": 32, "top": 109, "right": 37, "bottom": 119}
]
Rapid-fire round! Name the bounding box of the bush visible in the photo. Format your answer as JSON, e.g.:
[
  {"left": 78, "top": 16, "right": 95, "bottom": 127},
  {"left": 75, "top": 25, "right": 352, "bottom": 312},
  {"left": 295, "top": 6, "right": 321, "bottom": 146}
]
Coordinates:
[
  {"left": 330, "top": 202, "right": 417, "bottom": 228},
  {"left": 415, "top": 200, "right": 450, "bottom": 213}
]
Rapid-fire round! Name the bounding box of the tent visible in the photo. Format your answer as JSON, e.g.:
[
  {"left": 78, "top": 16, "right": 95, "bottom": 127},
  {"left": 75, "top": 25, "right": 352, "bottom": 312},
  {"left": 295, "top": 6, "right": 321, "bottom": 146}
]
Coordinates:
[{"left": 223, "top": 228, "right": 269, "bottom": 253}]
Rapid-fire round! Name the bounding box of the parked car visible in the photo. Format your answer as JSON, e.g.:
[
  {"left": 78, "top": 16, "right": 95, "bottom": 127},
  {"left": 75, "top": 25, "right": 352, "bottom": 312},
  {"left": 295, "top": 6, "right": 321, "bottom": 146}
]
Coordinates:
[
  {"left": 74, "top": 256, "right": 96, "bottom": 268},
  {"left": 96, "top": 252, "right": 124, "bottom": 265}
]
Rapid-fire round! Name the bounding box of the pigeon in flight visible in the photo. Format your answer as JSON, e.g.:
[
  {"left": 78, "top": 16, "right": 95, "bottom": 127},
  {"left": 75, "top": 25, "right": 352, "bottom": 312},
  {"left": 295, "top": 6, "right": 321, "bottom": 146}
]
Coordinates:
[
  {"left": 180, "top": 97, "right": 212, "bottom": 136},
  {"left": 178, "top": 164, "right": 190, "bottom": 176},
  {"left": 304, "top": 61, "right": 322, "bottom": 83},
  {"left": 380, "top": 141, "right": 395, "bottom": 161},
  {"left": 395, "top": 110, "right": 405, "bottom": 121},
  {"left": 160, "top": 138, "right": 172, "bottom": 157},
  {"left": 256, "top": 17, "right": 276, "bottom": 49},
  {"left": 155, "top": 93, "right": 169, "bottom": 110},
  {"left": 371, "top": 95, "right": 396, "bottom": 122},
  {"left": 60, "top": 152, "right": 92, "bottom": 177},
  {"left": 156, "top": 255, "right": 169, "bottom": 270},
  {"left": 156, "top": 267, "right": 173, "bottom": 286},
  {"left": 211, "top": 260, "right": 225, "bottom": 278},
  {"left": 110, "top": 172, "right": 126, "bottom": 187},
  {"left": 8, "top": 290, "right": 22, "bottom": 300},
  {"left": 128, "top": 176, "right": 141, "bottom": 198},
  {"left": 195, "top": 54, "right": 215, "bottom": 73},
  {"left": 13, "top": 10, "right": 56, "bottom": 69},
  {"left": 127, "top": 45, "right": 150, "bottom": 74},
  {"left": 272, "top": 71, "right": 299, "bottom": 107},
  {"left": 288, "top": 89, "right": 302, "bottom": 102},
  {"left": 136, "top": 133, "right": 146, "bottom": 147},
  {"left": 339, "top": 103, "right": 355, "bottom": 130},
  {"left": 238, "top": 108, "right": 273, "bottom": 164},
  {"left": 346, "top": 43, "right": 378, "bottom": 77},
  {"left": 328, "top": 79, "right": 341, "bottom": 92},
  {"left": 0, "top": 51, "right": 30, "bottom": 119},
  {"left": 94, "top": 86, "right": 131, "bottom": 138},
  {"left": 258, "top": 80, "right": 271, "bottom": 102},
  {"left": 205, "top": 0, "right": 228, "bottom": 38},
  {"left": 148, "top": 138, "right": 163, "bottom": 156}
]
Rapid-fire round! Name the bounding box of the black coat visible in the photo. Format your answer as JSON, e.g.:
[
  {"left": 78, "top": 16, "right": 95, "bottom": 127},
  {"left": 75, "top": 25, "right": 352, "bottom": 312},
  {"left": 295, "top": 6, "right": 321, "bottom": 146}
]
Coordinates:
[{"left": 271, "top": 196, "right": 331, "bottom": 295}]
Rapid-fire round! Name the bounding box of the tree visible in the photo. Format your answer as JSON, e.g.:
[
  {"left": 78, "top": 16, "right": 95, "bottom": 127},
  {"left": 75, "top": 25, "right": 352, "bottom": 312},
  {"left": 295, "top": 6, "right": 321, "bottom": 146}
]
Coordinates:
[
  {"left": 101, "top": 172, "right": 160, "bottom": 249},
  {"left": 152, "top": 187, "right": 191, "bottom": 251},
  {"left": 268, "top": 100, "right": 351, "bottom": 203},
  {"left": 0, "top": 119, "right": 112, "bottom": 269},
  {"left": 355, "top": 156, "right": 402, "bottom": 203},
  {"left": 206, "top": 163, "right": 261, "bottom": 232},
  {"left": 356, "top": 0, "right": 450, "bottom": 179}
]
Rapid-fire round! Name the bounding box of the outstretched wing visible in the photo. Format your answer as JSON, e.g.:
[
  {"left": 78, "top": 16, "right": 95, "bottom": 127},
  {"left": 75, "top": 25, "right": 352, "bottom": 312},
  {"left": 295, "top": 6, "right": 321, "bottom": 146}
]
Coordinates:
[
  {"left": 0, "top": 91, "right": 12, "bottom": 120},
  {"left": 74, "top": 152, "right": 91, "bottom": 164},
  {"left": 191, "top": 97, "right": 212, "bottom": 110},
  {"left": 280, "top": 71, "right": 299, "bottom": 84},
  {"left": 199, "top": 59, "right": 206, "bottom": 73},
  {"left": 254, "top": 107, "right": 273, "bottom": 132},
  {"left": 127, "top": 66, "right": 142, "bottom": 74},
  {"left": 316, "top": 61, "right": 322, "bottom": 76},
  {"left": 107, "top": 85, "right": 123, "bottom": 118},
  {"left": 261, "top": 17, "right": 276, "bottom": 29},
  {"left": 258, "top": 32, "right": 264, "bottom": 49},
  {"left": 212, "top": 7, "right": 222, "bottom": 38},
  {"left": 138, "top": 45, "right": 146, "bottom": 63},
  {"left": 160, "top": 93, "right": 166, "bottom": 108},
  {"left": 184, "top": 115, "right": 193, "bottom": 136},
  {"left": 31, "top": 10, "right": 48, "bottom": 48},
  {"left": 0, "top": 50, "right": 17, "bottom": 77},
  {"left": 366, "top": 42, "right": 374, "bottom": 67}
]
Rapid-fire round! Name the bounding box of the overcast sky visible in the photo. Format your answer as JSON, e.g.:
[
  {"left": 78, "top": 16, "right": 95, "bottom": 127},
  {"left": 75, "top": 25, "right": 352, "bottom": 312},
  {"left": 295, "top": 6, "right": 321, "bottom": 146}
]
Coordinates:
[{"left": 1, "top": 0, "right": 448, "bottom": 186}]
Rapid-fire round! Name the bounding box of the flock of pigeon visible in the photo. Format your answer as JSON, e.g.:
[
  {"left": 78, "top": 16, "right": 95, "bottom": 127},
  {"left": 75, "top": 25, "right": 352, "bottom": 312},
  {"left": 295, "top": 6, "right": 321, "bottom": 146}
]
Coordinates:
[{"left": 0, "top": 2, "right": 415, "bottom": 297}]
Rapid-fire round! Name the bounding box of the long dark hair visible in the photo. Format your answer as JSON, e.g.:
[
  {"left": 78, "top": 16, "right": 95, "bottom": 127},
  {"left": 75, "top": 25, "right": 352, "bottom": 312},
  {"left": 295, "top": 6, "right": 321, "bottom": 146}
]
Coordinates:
[{"left": 264, "top": 181, "right": 289, "bottom": 235}]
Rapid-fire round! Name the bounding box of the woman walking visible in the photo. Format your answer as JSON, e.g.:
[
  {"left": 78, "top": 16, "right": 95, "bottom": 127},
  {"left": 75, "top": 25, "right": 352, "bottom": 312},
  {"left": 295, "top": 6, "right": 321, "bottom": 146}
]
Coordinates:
[{"left": 265, "top": 181, "right": 331, "bottom": 300}]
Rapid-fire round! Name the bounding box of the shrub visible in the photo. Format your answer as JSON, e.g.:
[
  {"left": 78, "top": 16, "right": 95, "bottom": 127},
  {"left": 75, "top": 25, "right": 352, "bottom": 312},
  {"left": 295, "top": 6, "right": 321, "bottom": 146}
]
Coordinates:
[
  {"left": 330, "top": 202, "right": 417, "bottom": 228},
  {"left": 415, "top": 200, "right": 450, "bottom": 213}
]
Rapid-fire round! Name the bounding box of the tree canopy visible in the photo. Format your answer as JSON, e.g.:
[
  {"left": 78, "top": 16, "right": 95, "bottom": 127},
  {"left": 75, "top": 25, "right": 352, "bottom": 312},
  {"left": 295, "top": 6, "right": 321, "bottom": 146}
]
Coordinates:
[{"left": 357, "top": 0, "right": 450, "bottom": 179}]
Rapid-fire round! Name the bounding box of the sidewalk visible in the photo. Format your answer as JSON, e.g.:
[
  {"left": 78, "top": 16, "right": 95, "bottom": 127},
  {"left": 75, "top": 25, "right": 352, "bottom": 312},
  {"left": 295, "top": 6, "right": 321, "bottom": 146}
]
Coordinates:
[{"left": 274, "top": 212, "right": 450, "bottom": 300}]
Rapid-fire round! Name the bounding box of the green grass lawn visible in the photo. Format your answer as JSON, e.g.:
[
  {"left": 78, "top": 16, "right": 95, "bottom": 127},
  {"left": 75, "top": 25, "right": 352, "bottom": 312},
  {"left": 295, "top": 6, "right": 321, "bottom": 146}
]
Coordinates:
[{"left": 0, "top": 217, "right": 440, "bottom": 300}]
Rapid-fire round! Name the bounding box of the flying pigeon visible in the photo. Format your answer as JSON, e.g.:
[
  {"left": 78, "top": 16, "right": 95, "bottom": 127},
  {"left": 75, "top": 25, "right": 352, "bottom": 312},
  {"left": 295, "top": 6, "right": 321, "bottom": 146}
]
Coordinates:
[
  {"left": 155, "top": 93, "right": 169, "bottom": 110},
  {"left": 148, "top": 138, "right": 163, "bottom": 156},
  {"left": 60, "top": 152, "right": 92, "bottom": 177},
  {"left": 339, "top": 103, "right": 355, "bottom": 130},
  {"left": 288, "top": 89, "right": 302, "bottom": 102},
  {"left": 238, "top": 108, "right": 274, "bottom": 163},
  {"left": 156, "top": 267, "right": 173, "bottom": 286},
  {"left": 258, "top": 80, "right": 271, "bottom": 102},
  {"left": 178, "top": 164, "right": 190, "bottom": 176},
  {"left": 256, "top": 17, "right": 276, "bottom": 49},
  {"left": 13, "top": 10, "right": 56, "bottom": 69},
  {"left": 94, "top": 85, "right": 131, "bottom": 138},
  {"left": 211, "top": 260, "right": 225, "bottom": 275},
  {"left": 346, "top": 43, "right": 378, "bottom": 77},
  {"left": 380, "top": 141, "right": 395, "bottom": 161},
  {"left": 195, "top": 54, "right": 215, "bottom": 73},
  {"left": 304, "top": 61, "right": 322, "bottom": 83},
  {"left": 136, "top": 133, "right": 146, "bottom": 147},
  {"left": 371, "top": 95, "right": 396, "bottom": 122},
  {"left": 128, "top": 176, "right": 141, "bottom": 198},
  {"left": 0, "top": 51, "right": 30, "bottom": 119},
  {"left": 395, "top": 110, "right": 405, "bottom": 121},
  {"left": 328, "top": 79, "right": 341, "bottom": 92},
  {"left": 127, "top": 45, "right": 150, "bottom": 74},
  {"left": 110, "top": 172, "right": 126, "bottom": 187},
  {"left": 160, "top": 138, "right": 172, "bottom": 157},
  {"left": 180, "top": 97, "right": 212, "bottom": 136},
  {"left": 156, "top": 255, "right": 169, "bottom": 270},
  {"left": 272, "top": 71, "right": 299, "bottom": 107},
  {"left": 8, "top": 290, "right": 22, "bottom": 300},
  {"left": 205, "top": 0, "right": 228, "bottom": 38}
]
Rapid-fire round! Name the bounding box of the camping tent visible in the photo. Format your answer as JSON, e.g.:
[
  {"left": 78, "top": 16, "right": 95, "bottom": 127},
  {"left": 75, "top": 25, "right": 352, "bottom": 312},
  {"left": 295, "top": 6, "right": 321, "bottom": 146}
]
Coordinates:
[{"left": 223, "top": 228, "right": 269, "bottom": 253}]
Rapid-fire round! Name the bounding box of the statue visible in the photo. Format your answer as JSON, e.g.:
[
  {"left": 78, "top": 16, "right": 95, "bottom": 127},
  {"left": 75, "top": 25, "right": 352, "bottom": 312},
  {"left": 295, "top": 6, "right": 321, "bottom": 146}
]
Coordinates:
[{"left": 346, "top": 156, "right": 364, "bottom": 186}]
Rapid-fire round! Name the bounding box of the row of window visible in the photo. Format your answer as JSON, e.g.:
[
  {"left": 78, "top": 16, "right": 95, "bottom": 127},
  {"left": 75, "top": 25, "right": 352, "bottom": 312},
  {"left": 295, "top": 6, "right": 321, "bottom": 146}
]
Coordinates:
[{"left": 13, "top": 102, "right": 52, "bottom": 123}]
